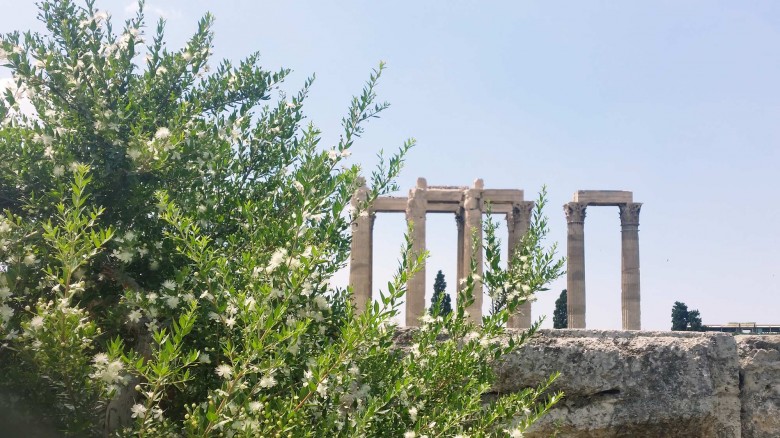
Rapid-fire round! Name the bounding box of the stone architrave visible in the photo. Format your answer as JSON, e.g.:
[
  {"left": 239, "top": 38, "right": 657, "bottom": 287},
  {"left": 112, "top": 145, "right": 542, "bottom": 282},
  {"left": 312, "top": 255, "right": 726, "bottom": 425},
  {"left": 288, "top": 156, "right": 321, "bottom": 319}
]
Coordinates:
[
  {"left": 461, "top": 179, "right": 484, "bottom": 322},
  {"left": 565, "top": 202, "right": 587, "bottom": 329},
  {"left": 349, "top": 178, "right": 373, "bottom": 313},
  {"left": 405, "top": 178, "right": 428, "bottom": 326},
  {"left": 508, "top": 201, "right": 535, "bottom": 329},
  {"left": 619, "top": 203, "right": 642, "bottom": 330}
]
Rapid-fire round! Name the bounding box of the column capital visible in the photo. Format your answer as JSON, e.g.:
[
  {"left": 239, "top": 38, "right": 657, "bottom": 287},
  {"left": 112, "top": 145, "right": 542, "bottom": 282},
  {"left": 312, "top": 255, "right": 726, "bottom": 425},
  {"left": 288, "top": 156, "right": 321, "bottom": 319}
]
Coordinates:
[
  {"left": 454, "top": 211, "right": 464, "bottom": 228},
  {"left": 513, "top": 201, "right": 534, "bottom": 220},
  {"left": 619, "top": 203, "right": 642, "bottom": 227},
  {"left": 564, "top": 202, "right": 587, "bottom": 224}
]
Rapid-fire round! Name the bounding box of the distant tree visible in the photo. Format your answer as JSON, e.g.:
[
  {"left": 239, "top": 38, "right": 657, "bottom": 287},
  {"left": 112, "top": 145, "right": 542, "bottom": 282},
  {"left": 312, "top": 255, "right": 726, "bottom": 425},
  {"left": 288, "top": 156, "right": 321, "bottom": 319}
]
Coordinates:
[
  {"left": 671, "top": 302, "right": 689, "bottom": 331},
  {"left": 553, "top": 289, "right": 568, "bottom": 329},
  {"left": 671, "top": 301, "right": 705, "bottom": 331},
  {"left": 430, "top": 270, "right": 452, "bottom": 316},
  {"left": 687, "top": 309, "right": 704, "bottom": 331}
]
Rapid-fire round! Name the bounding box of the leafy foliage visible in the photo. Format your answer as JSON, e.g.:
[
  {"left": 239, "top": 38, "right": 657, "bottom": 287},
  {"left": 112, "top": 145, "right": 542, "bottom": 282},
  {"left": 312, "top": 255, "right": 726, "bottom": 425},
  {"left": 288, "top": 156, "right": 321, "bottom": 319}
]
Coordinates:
[{"left": 0, "top": 1, "right": 565, "bottom": 436}]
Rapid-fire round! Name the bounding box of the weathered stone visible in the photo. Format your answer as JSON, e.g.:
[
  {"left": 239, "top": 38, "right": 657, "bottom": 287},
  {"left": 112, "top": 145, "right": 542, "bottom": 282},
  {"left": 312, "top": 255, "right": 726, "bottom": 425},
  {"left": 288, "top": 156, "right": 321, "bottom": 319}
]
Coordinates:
[
  {"left": 395, "top": 328, "right": 742, "bottom": 438},
  {"left": 497, "top": 330, "right": 741, "bottom": 437},
  {"left": 573, "top": 190, "right": 633, "bottom": 205},
  {"left": 737, "top": 336, "right": 780, "bottom": 438}
]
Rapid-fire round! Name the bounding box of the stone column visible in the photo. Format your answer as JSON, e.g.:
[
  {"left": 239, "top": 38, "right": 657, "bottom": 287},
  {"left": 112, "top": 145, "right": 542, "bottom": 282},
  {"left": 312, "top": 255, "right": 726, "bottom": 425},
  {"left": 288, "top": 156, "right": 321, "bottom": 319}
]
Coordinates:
[
  {"left": 462, "top": 179, "right": 484, "bottom": 322},
  {"left": 564, "top": 202, "right": 587, "bottom": 328},
  {"left": 349, "top": 178, "right": 373, "bottom": 313},
  {"left": 508, "top": 201, "right": 535, "bottom": 329},
  {"left": 619, "top": 203, "right": 642, "bottom": 330},
  {"left": 455, "top": 211, "right": 465, "bottom": 287},
  {"left": 405, "top": 177, "right": 428, "bottom": 326}
]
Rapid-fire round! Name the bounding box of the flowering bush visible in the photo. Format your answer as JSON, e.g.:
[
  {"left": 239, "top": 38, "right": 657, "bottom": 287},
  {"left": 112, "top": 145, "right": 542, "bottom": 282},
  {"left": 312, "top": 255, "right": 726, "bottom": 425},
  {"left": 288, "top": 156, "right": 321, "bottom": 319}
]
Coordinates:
[{"left": 0, "top": 1, "right": 564, "bottom": 436}]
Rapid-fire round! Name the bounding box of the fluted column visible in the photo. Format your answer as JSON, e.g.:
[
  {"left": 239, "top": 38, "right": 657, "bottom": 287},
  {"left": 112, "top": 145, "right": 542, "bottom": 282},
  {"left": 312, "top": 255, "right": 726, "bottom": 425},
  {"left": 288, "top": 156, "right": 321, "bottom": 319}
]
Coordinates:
[
  {"left": 565, "top": 202, "right": 587, "bottom": 328},
  {"left": 455, "top": 211, "right": 464, "bottom": 288},
  {"left": 462, "top": 179, "right": 484, "bottom": 322},
  {"left": 405, "top": 178, "right": 428, "bottom": 326},
  {"left": 619, "top": 203, "right": 642, "bottom": 330},
  {"left": 508, "top": 201, "right": 535, "bottom": 329},
  {"left": 349, "top": 178, "right": 373, "bottom": 313}
]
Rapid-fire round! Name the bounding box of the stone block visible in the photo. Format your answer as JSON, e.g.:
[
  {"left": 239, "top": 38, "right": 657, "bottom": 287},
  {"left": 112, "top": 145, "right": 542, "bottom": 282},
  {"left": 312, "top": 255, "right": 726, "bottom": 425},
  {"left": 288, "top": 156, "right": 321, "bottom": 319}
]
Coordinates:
[
  {"left": 498, "top": 330, "right": 741, "bottom": 437},
  {"left": 737, "top": 336, "right": 780, "bottom": 438},
  {"left": 573, "top": 190, "right": 633, "bottom": 206}
]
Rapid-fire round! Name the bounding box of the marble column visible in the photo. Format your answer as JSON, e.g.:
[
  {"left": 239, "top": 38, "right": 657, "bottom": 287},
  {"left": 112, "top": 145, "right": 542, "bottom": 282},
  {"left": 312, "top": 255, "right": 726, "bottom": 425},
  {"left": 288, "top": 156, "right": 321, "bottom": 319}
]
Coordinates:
[
  {"left": 565, "top": 202, "right": 587, "bottom": 328},
  {"left": 619, "top": 203, "right": 642, "bottom": 330},
  {"left": 455, "top": 211, "right": 465, "bottom": 288},
  {"left": 405, "top": 177, "right": 428, "bottom": 326},
  {"left": 507, "top": 201, "right": 535, "bottom": 329},
  {"left": 349, "top": 178, "right": 373, "bottom": 314},
  {"left": 462, "top": 179, "right": 484, "bottom": 322}
]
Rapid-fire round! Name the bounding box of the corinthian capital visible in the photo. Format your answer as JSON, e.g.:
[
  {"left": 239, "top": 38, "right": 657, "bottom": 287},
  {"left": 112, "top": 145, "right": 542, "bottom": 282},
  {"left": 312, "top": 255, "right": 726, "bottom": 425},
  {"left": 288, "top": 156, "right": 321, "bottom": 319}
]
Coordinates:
[
  {"left": 619, "top": 203, "right": 642, "bottom": 226},
  {"left": 564, "top": 202, "right": 587, "bottom": 224}
]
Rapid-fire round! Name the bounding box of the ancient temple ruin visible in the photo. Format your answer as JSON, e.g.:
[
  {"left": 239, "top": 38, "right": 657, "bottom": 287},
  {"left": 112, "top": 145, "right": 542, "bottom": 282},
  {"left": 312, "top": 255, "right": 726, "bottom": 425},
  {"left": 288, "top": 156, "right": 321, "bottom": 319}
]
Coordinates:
[
  {"left": 349, "top": 177, "right": 534, "bottom": 327},
  {"left": 564, "top": 191, "right": 642, "bottom": 330}
]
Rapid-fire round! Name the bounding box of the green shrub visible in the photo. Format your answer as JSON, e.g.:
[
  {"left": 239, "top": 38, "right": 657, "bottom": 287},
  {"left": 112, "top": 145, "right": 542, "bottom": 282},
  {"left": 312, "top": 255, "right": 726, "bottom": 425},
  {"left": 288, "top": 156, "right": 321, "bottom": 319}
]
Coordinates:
[{"left": 0, "top": 1, "right": 564, "bottom": 436}]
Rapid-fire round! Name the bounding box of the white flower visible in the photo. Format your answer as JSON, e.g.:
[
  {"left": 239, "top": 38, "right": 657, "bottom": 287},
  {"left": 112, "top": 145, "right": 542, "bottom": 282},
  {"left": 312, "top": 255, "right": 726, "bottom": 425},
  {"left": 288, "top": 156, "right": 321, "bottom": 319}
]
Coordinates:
[
  {"left": 508, "top": 428, "right": 523, "bottom": 438},
  {"left": 215, "top": 364, "right": 233, "bottom": 379},
  {"left": 92, "top": 352, "right": 109, "bottom": 365},
  {"left": 157, "top": 66, "right": 168, "bottom": 75},
  {"left": 266, "top": 248, "right": 287, "bottom": 272},
  {"left": 404, "top": 432, "right": 416, "bottom": 438},
  {"left": 127, "top": 149, "right": 141, "bottom": 160},
  {"left": 313, "top": 295, "right": 329, "bottom": 310},
  {"left": 198, "top": 352, "right": 211, "bottom": 364},
  {"left": 0, "top": 287, "right": 11, "bottom": 300},
  {"left": 340, "top": 149, "right": 352, "bottom": 158},
  {"left": 29, "top": 316, "right": 44, "bottom": 329},
  {"left": 409, "top": 406, "right": 418, "bottom": 421},
  {"left": 316, "top": 378, "right": 328, "bottom": 397},
  {"left": 154, "top": 127, "right": 170, "bottom": 140},
  {"left": 127, "top": 309, "right": 142, "bottom": 324},
  {"left": 0, "top": 304, "right": 14, "bottom": 321},
  {"left": 165, "top": 296, "right": 179, "bottom": 309},
  {"left": 162, "top": 279, "right": 176, "bottom": 290},
  {"left": 23, "top": 254, "right": 37, "bottom": 266},
  {"left": 113, "top": 249, "right": 133, "bottom": 263},
  {"left": 259, "top": 374, "right": 277, "bottom": 388},
  {"left": 285, "top": 101, "right": 296, "bottom": 109},
  {"left": 293, "top": 181, "right": 304, "bottom": 192},
  {"left": 130, "top": 404, "right": 147, "bottom": 419},
  {"left": 327, "top": 149, "right": 339, "bottom": 161},
  {"left": 248, "top": 401, "right": 263, "bottom": 412},
  {"left": 224, "top": 316, "right": 236, "bottom": 328}
]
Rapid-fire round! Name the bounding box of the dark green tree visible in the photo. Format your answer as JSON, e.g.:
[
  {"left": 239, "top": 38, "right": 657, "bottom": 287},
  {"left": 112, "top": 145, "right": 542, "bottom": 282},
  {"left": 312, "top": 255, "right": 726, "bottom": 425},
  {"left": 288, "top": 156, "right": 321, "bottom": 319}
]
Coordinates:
[
  {"left": 671, "top": 301, "right": 689, "bottom": 331},
  {"left": 553, "top": 289, "right": 567, "bottom": 329},
  {"left": 429, "top": 270, "right": 452, "bottom": 316},
  {"left": 687, "top": 309, "right": 704, "bottom": 331},
  {"left": 671, "top": 301, "right": 705, "bottom": 331}
]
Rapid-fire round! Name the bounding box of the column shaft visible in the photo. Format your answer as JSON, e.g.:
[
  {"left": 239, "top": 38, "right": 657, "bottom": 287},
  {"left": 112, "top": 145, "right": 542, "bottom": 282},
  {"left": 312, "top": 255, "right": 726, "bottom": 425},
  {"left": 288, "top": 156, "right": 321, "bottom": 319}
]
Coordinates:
[
  {"left": 508, "top": 201, "right": 535, "bottom": 329},
  {"left": 620, "top": 203, "right": 642, "bottom": 330},
  {"left": 456, "top": 212, "right": 464, "bottom": 288},
  {"left": 405, "top": 178, "right": 427, "bottom": 326},
  {"left": 565, "top": 202, "right": 587, "bottom": 328},
  {"left": 462, "top": 180, "right": 484, "bottom": 322},
  {"left": 349, "top": 180, "right": 373, "bottom": 313}
]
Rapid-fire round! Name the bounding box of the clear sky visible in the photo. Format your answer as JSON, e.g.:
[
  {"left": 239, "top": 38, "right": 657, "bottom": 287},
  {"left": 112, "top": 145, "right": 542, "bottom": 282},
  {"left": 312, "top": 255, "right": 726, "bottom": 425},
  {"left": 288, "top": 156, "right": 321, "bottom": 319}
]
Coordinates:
[{"left": 3, "top": 1, "right": 780, "bottom": 330}]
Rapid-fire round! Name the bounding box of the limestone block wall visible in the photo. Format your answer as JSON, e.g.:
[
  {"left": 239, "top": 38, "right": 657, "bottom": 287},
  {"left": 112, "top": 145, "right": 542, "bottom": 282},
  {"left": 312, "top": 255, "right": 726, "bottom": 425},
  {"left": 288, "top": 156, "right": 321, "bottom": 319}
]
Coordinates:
[
  {"left": 737, "top": 336, "right": 780, "bottom": 438},
  {"left": 394, "top": 329, "right": 780, "bottom": 438}
]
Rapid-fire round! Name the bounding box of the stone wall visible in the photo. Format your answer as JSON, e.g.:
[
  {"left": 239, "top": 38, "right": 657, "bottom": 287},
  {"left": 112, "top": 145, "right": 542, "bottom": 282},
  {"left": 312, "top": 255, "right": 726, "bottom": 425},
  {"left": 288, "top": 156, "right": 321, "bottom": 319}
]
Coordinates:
[{"left": 395, "top": 329, "right": 780, "bottom": 438}]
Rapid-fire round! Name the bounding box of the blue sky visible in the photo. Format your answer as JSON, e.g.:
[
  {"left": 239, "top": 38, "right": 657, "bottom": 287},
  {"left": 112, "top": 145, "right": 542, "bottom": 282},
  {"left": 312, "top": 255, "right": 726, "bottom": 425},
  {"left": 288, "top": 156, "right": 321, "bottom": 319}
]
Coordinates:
[{"left": 3, "top": 1, "right": 780, "bottom": 330}]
